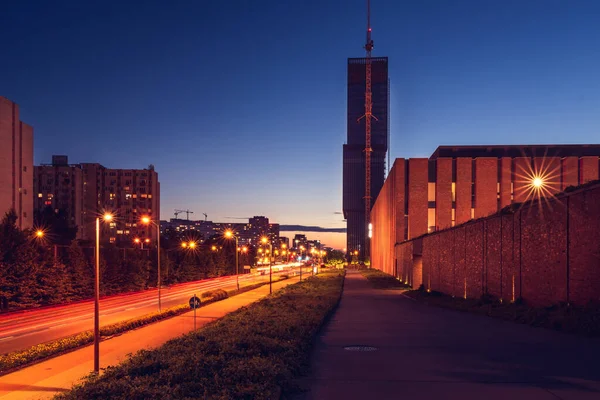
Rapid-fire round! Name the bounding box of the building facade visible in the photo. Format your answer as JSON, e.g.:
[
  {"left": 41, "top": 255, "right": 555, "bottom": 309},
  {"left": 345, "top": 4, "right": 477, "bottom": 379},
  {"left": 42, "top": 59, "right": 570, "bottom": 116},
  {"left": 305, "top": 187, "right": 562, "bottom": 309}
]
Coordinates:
[
  {"left": 343, "top": 57, "right": 389, "bottom": 260},
  {"left": 80, "top": 163, "right": 160, "bottom": 244},
  {"left": 34, "top": 156, "right": 84, "bottom": 238},
  {"left": 0, "top": 97, "right": 33, "bottom": 229},
  {"left": 370, "top": 145, "right": 600, "bottom": 273},
  {"left": 34, "top": 157, "right": 160, "bottom": 243}
]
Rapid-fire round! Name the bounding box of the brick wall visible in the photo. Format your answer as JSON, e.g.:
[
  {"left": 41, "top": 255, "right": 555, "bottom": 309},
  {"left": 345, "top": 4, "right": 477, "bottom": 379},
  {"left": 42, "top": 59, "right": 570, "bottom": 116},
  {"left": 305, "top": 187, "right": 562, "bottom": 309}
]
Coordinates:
[{"left": 383, "top": 182, "right": 600, "bottom": 307}]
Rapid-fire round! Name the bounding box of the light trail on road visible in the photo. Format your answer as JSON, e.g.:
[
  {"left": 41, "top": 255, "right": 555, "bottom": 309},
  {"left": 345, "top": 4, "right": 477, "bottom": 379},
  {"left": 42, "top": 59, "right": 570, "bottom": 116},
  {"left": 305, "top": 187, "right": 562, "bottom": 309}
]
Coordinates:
[{"left": 0, "top": 263, "right": 312, "bottom": 355}]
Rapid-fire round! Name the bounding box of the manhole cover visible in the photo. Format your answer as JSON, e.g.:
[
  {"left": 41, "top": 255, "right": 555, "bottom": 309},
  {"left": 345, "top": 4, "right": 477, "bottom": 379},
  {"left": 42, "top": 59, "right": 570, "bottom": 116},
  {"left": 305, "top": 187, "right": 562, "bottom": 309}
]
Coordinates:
[{"left": 343, "top": 346, "right": 378, "bottom": 352}]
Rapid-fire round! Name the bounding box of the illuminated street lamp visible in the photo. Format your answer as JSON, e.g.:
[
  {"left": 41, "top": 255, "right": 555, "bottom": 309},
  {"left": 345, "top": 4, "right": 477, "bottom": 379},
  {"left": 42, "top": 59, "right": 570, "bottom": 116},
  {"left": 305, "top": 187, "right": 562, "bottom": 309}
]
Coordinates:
[
  {"left": 224, "top": 230, "right": 240, "bottom": 290},
  {"left": 35, "top": 229, "right": 44, "bottom": 238},
  {"left": 141, "top": 216, "right": 162, "bottom": 312},
  {"left": 94, "top": 212, "right": 113, "bottom": 374},
  {"left": 261, "top": 236, "right": 273, "bottom": 294}
]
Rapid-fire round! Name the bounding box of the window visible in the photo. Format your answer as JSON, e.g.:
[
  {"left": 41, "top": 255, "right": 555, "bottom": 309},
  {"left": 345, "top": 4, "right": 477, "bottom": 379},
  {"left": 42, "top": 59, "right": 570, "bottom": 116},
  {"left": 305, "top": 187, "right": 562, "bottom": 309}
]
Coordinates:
[
  {"left": 109, "top": 237, "right": 116, "bottom": 244},
  {"left": 451, "top": 209, "right": 456, "bottom": 227},
  {"left": 148, "top": 194, "right": 152, "bottom": 199},
  {"left": 116, "top": 230, "right": 124, "bottom": 235},
  {"left": 451, "top": 182, "right": 456, "bottom": 202},
  {"left": 23, "top": 166, "right": 27, "bottom": 172},
  {"left": 110, "top": 193, "right": 116, "bottom": 200},
  {"left": 427, "top": 208, "right": 436, "bottom": 233},
  {"left": 427, "top": 183, "right": 436, "bottom": 202},
  {"left": 125, "top": 193, "right": 132, "bottom": 199},
  {"left": 470, "top": 208, "right": 475, "bottom": 219},
  {"left": 38, "top": 193, "right": 43, "bottom": 198}
]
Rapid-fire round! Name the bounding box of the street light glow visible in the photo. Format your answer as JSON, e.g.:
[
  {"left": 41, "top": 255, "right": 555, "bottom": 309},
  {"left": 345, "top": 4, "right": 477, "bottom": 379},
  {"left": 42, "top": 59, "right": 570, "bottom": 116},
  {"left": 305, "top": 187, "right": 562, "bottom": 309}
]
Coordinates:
[
  {"left": 181, "top": 242, "right": 188, "bottom": 248},
  {"left": 102, "top": 213, "right": 113, "bottom": 222},
  {"left": 134, "top": 238, "right": 140, "bottom": 244},
  {"left": 532, "top": 176, "right": 544, "bottom": 188},
  {"left": 145, "top": 238, "right": 150, "bottom": 243},
  {"left": 261, "top": 236, "right": 268, "bottom": 244},
  {"left": 189, "top": 242, "right": 197, "bottom": 249},
  {"left": 224, "top": 230, "right": 233, "bottom": 238},
  {"left": 35, "top": 230, "right": 44, "bottom": 238},
  {"left": 141, "top": 216, "right": 151, "bottom": 225}
]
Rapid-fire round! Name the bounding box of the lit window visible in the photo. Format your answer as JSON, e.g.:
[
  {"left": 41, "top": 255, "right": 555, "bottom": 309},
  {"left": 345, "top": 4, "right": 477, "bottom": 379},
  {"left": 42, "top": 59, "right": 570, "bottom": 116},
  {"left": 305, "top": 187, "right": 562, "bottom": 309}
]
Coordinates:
[
  {"left": 125, "top": 193, "right": 132, "bottom": 199},
  {"left": 117, "top": 230, "right": 124, "bottom": 235},
  {"left": 109, "top": 237, "right": 116, "bottom": 244},
  {"left": 38, "top": 193, "right": 43, "bottom": 198},
  {"left": 109, "top": 222, "right": 116, "bottom": 228},
  {"left": 148, "top": 194, "right": 152, "bottom": 199},
  {"left": 427, "top": 183, "right": 436, "bottom": 202},
  {"left": 470, "top": 208, "right": 475, "bottom": 219},
  {"left": 110, "top": 193, "right": 116, "bottom": 200},
  {"left": 141, "top": 194, "right": 148, "bottom": 198},
  {"left": 427, "top": 208, "right": 436, "bottom": 232},
  {"left": 125, "top": 230, "right": 130, "bottom": 234},
  {"left": 132, "top": 194, "right": 137, "bottom": 198},
  {"left": 451, "top": 182, "right": 456, "bottom": 202}
]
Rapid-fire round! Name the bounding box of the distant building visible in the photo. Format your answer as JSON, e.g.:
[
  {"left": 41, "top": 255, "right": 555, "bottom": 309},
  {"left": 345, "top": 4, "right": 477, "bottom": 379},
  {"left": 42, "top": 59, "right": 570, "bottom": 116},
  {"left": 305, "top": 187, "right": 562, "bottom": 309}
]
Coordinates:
[
  {"left": 34, "top": 156, "right": 160, "bottom": 244},
  {"left": 0, "top": 97, "right": 33, "bottom": 229},
  {"left": 80, "top": 163, "right": 160, "bottom": 244},
  {"left": 34, "top": 156, "right": 84, "bottom": 237},
  {"left": 343, "top": 57, "right": 389, "bottom": 260}
]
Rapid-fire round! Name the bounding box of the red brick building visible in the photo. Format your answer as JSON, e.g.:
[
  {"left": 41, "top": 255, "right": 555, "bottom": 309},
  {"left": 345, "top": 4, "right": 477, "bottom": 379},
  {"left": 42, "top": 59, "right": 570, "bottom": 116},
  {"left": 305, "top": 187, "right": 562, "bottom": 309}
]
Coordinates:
[{"left": 371, "top": 145, "right": 600, "bottom": 275}]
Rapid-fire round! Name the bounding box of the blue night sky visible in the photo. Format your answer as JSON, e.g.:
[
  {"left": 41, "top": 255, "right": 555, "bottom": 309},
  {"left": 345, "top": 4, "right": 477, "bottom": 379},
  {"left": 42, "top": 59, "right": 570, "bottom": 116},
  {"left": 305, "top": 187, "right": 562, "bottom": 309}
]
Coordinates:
[{"left": 2, "top": 0, "right": 599, "bottom": 249}]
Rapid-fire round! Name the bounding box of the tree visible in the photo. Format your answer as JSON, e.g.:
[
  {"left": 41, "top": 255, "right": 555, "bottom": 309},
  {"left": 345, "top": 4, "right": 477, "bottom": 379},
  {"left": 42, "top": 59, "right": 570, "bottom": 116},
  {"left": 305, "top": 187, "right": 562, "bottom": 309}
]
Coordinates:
[
  {"left": 34, "top": 206, "right": 77, "bottom": 245},
  {"left": 66, "top": 241, "right": 94, "bottom": 299}
]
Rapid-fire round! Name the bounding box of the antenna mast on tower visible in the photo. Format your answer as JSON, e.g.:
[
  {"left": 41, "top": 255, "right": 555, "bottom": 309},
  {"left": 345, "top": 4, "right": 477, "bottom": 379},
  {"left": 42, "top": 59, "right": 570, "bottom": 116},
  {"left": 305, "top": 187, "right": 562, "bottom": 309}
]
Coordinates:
[{"left": 358, "top": 0, "right": 377, "bottom": 261}]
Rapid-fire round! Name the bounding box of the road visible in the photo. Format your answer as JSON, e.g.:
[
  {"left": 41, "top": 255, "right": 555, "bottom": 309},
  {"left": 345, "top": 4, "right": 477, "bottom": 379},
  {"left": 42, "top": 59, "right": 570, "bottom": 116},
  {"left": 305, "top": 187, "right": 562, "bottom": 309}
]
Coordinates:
[{"left": 0, "top": 263, "right": 315, "bottom": 355}]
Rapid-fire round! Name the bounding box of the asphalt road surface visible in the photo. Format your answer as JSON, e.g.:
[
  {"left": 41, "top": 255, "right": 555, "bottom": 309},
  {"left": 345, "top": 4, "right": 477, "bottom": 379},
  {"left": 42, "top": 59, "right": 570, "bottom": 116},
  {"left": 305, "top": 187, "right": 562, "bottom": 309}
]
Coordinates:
[{"left": 0, "top": 264, "right": 313, "bottom": 354}]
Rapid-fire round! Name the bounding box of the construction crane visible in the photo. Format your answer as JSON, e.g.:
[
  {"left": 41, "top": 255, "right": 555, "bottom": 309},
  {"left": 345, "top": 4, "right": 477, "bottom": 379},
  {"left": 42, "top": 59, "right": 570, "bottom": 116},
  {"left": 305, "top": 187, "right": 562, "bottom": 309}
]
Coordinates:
[
  {"left": 174, "top": 209, "right": 194, "bottom": 220},
  {"left": 203, "top": 213, "right": 208, "bottom": 221},
  {"left": 357, "top": 0, "right": 376, "bottom": 262}
]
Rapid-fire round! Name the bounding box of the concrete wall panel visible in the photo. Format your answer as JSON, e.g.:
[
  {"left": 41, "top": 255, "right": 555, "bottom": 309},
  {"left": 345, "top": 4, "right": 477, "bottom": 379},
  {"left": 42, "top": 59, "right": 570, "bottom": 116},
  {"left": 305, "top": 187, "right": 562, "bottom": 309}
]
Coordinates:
[
  {"left": 408, "top": 158, "right": 428, "bottom": 238},
  {"left": 475, "top": 157, "right": 498, "bottom": 218},
  {"left": 456, "top": 158, "right": 472, "bottom": 224}
]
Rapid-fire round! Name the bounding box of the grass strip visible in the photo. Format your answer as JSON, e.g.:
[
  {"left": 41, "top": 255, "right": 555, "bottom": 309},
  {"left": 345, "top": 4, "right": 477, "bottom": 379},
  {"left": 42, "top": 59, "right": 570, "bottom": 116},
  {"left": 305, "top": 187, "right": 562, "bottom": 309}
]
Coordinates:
[
  {"left": 55, "top": 271, "right": 345, "bottom": 400},
  {"left": 404, "top": 288, "right": 600, "bottom": 337},
  {"left": 0, "top": 277, "right": 286, "bottom": 375},
  {"left": 361, "top": 268, "right": 411, "bottom": 290}
]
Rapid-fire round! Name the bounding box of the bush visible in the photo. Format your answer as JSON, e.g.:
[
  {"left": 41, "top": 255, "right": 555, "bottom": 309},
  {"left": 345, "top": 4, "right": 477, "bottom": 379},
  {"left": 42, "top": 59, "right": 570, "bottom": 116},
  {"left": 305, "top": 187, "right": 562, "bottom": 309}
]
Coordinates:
[
  {"left": 200, "top": 289, "right": 228, "bottom": 302},
  {"left": 55, "top": 271, "right": 345, "bottom": 399}
]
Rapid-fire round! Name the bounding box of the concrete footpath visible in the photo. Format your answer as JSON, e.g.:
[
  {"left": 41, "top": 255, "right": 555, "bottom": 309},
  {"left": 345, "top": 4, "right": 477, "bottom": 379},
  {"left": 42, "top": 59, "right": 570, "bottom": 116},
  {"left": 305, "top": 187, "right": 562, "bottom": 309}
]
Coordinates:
[
  {"left": 296, "top": 271, "right": 600, "bottom": 400},
  {"left": 0, "top": 276, "right": 301, "bottom": 400}
]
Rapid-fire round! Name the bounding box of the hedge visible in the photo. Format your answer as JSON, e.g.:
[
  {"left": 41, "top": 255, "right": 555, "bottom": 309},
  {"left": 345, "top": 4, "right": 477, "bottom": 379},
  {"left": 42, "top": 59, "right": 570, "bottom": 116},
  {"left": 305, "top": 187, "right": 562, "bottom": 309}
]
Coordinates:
[
  {"left": 55, "top": 271, "right": 345, "bottom": 399},
  {"left": 0, "top": 278, "right": 284, "bottom": 375}
]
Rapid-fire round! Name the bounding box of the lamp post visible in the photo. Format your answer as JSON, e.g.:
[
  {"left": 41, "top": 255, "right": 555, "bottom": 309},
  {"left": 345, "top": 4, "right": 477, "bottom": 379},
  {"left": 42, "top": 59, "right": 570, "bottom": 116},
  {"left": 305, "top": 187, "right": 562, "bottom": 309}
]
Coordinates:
[
  {"left": 94, "top": 212, "right": 113, "bottom": 374},
  {"left": 261, "top": 236, "right": 273, "bottom": 293},
  {"left": 141, "top": 216, "right": 161, "bottom": 312},
  {"left": 224, "top": 230, "right": 239, "bottom": 290}
]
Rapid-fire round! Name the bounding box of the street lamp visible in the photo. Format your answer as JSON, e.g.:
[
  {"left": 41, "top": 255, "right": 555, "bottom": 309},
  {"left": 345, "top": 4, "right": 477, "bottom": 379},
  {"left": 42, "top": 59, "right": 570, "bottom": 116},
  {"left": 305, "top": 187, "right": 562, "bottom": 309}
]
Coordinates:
[
  {"left": 224, "top": 230, "right": 239, "bottom": 290},
  {"left": 94, "top": 212, "right": 113, "bottom": 374},
  {"left": 141, "top": 216, "right": 162, "bottom": 312},
  {"left": 261, "top": 236, "right": 273, "bottom": 294}
]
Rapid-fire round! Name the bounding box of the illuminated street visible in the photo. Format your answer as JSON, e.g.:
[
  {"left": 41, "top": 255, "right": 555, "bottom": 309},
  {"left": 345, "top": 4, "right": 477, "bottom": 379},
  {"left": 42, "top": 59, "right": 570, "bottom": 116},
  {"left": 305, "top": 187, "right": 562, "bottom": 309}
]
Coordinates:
[
  {"left": 0, "top": 275, "right": 304, "bottom": 400},
  {"left": 0, "top": 264, "right": 311, "bottom": 355}
]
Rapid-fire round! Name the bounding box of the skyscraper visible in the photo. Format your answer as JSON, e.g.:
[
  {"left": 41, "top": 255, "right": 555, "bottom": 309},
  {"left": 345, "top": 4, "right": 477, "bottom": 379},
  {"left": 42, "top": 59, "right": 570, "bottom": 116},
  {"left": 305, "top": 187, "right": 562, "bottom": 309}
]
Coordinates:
[{"left": 343, "top": 57, "right": 389, "bottom": 260}]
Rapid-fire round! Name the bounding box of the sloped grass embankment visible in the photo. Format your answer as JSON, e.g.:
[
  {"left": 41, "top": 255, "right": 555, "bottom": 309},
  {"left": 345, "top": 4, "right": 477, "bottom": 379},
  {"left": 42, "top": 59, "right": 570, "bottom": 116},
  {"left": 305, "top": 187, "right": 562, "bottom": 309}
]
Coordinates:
[{"left": 55, "top": 271, "right": 345, "bottom": 399}]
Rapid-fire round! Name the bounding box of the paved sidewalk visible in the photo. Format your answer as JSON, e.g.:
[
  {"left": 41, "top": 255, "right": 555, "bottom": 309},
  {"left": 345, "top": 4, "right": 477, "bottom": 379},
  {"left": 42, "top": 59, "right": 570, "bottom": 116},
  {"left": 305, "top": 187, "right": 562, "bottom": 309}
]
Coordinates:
[
  {"left": 0, "top": 276, "right": 300, "bottom": 400},
  {"left": 296, "top": 271, "right": 600, "bottom": 400}
]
